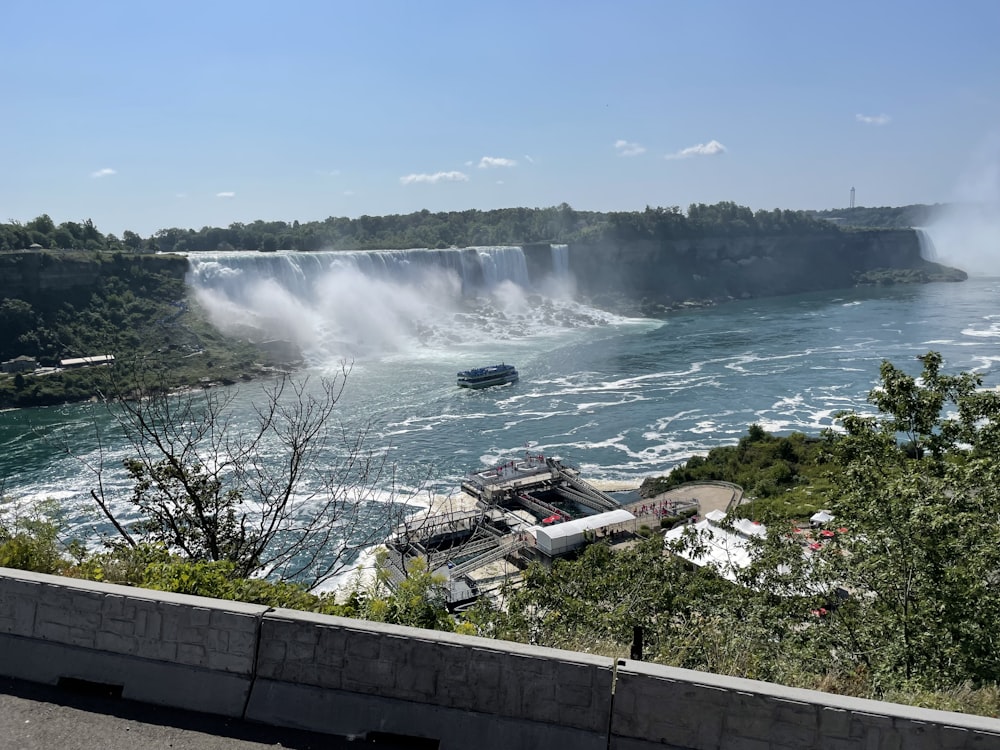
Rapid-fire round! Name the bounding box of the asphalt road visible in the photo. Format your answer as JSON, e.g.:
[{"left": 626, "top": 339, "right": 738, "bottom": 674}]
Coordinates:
[{"left": 0, "top": 676, "right": 426, "bottom": 750}]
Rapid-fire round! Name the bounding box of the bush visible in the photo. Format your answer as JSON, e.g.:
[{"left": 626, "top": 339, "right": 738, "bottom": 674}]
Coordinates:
[{"left": 0, "top": 502, "right": 69, "bottom": 575}]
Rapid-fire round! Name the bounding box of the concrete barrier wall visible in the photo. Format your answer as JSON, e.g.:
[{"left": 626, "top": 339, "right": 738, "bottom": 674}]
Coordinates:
[
  {"left": 3, "top": 568, "right": 1000, "bottom": 749},
  {"left": 246, "top": 607, "right": 615, "bottom": 749},
  {"left": 611, "top": 659, "right": 1000, "bottom": 750},
  {"left": 0, "top": 568, "right": 266, "bottom": 716}
]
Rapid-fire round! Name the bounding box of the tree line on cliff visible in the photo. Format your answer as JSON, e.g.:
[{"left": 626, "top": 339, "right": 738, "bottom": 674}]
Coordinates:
[
  {"left": 2, "top": 201, "right": 875, "bottom": 255},
  {"left": 0, "top": 202, "right": 941, "bottom": 256},
  {"left": 809, "top": 204, "right": 943, "bottom": 229}
]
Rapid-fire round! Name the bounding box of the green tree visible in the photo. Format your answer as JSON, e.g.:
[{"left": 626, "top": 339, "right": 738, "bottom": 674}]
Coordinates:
[
  {"left": 822, "top": 352, "right": 1000, "bottom": 690},
  {"left": 359, "top": 551, "right": 457, "bottom": 631},
  {"left": 26, "top": 214, "right": 56, "bottom": 237},
  {"left": 122, "top": 230, "right": 144, "bottom": 251},
  {"left": 0, "top": 298, "right": 37, "bottom": 342},
  {"left": 0, "top": 500, "right": 71, "bottom": 574}
]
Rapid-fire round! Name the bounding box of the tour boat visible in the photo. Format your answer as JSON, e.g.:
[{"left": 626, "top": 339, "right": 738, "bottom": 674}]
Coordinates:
[{"left": 456, "top": 363, "right": 519, "bottom": 389}]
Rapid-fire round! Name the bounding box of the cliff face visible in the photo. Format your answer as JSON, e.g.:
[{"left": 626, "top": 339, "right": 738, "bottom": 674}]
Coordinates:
[
  {"left": 539, "top": 229, "right": 965, "bottom": 312},
  {"left": 0, "top": 251, "right": 189, "bottom": 309}
]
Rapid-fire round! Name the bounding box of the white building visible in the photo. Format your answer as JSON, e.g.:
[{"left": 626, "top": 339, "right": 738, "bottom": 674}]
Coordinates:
[{"left": 532, "top": 508, "right": 636, "bottom": 557}]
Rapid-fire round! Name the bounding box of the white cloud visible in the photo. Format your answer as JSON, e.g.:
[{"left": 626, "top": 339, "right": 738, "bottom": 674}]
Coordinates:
[
  {"left": 523, "top": 154, "right": 534, "bottom": 163},
  {"left": 665, "top": 140, "right": 727, "bottom": 160},
  {"left": 399, "top": 171, "right": 469, "bottom": 185},
  {"left": 614, "top": 140, "right": 646, "bottom": 157},
  {"left": 343, "top": 190, "right": 355, "bottom": 196},
  {"left": 90, "top": 167, "right": 116, "bottom": 178},
  {"left": 478, "top": 156, "right": 517, "bottom": 169},
  {"left": 856, "top": 113, "right": 891, "bottom": 126},
  {"left": 216, "top": 191, "right": 236, "bottom": 198}
]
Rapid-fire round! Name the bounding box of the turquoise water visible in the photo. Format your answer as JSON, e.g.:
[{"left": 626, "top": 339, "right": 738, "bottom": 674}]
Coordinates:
[{"left": 3, "top": 251, "right": 999, "bottom": 552}]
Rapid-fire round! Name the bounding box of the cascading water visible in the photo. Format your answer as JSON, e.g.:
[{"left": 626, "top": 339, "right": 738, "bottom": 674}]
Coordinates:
[
  {"left": 914, "top": 228, "right": 939, "bottom": 261},
  {"left": 185, "top": 246, "right": 623, "bottom": 364},
  {"left": 551, "top": 244, "right": 570, "bottom": 278}
]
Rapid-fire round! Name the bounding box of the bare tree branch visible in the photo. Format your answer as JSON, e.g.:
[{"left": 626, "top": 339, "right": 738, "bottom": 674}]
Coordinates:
[{"left": 89, "top": 358, "right": 403, "bottom": 589}]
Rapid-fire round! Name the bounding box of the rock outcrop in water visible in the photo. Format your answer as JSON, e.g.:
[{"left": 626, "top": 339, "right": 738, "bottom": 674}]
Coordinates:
[{"left": 524, "top": 229, "right": 966, "bottom": 315}]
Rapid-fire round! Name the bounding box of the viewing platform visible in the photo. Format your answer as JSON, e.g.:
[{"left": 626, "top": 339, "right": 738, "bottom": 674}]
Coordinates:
[{"left": 387, "top": 454, "right": 630, "bottom": 608}]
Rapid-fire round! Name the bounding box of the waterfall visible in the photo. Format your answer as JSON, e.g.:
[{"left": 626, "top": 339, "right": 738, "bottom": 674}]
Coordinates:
[
  {"left": 186, "top": 246, "right": 531, "bottom": 305},
  {"left": 914, "top": 228, "right": 938, "bottom": 261},
  {"left": 183, "top": 246, "right": 620, "bottom": 363},
  {"left": 919, "top": 203, "right": 1000, "bottom": 277},
  {"left": 551, "top": 244, "right": 570, "bottom": 279}
]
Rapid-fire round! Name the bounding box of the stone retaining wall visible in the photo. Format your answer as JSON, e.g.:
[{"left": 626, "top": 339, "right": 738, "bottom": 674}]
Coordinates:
[
  {"left": 0, "top": 568, "right": 266, "bottom": 716},
  {"left": 2, "top": 568, "right": 999, "bottom": 749},
  {"left": 246, "top": 608, "right": 613, "bottom": 749},
  {"left": 611, "top": 659, "right": 1000, "bottom": 750}
]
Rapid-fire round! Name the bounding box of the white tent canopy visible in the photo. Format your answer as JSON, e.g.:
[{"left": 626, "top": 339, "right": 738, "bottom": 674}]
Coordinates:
[
  {"left": 664, "top": 518, "right": 758, "bottom": 583},
  {"left": 532, "top": 509, "right": 635, "bottom": 556}
]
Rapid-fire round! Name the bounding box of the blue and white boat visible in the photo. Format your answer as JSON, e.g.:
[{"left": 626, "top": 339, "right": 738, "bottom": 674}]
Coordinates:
[{"left": 457, "top": 363, "right": 519, "bottom": 389}]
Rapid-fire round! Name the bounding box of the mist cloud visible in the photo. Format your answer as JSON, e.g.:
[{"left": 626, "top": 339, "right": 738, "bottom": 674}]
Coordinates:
[
  {"left": 856, "top": 113, "right": 891, "bottom": 125},
  {"left": 399, "top": 171, "right": 469, "bottom": 185},
  {"left": 216, "top": 191, "right": 236, "bottom": 198},
  {"left": 925, "top": 135, "right": 1000, "bottom": 276},
  {"left": 665, "top": 140, "right": 727, "bottom": 160},
  {"left": 90, "top": 168, "right": 117, "bottom": 178},
  {"left": 614, "top": 140, "right": 646, "bottom": 157}
]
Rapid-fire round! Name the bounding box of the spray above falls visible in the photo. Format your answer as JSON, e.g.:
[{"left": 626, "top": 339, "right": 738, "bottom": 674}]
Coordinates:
[
  {"left": 920, "top": 203, "right": 1000, "bottom": 277},
  {"left": 184, "top": 246, "right": 617, "bottom": 364}
]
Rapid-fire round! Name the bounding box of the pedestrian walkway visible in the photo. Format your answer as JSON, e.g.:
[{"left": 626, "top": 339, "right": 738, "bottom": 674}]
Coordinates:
[{"left": 0, "top": 677, "right": 421, "bottom": 750}]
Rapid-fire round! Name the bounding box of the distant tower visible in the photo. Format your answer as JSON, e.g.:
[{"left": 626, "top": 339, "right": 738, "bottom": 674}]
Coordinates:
[{"left": 850, "top": 186, "right": 856, "bottom": 209}]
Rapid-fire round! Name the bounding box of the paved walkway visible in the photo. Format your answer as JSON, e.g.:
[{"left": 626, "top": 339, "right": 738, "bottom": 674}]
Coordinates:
[
  {"left": 646, "top": 481, "right": 744, "bottom": 515},
  {"left": 619, "top": 481, "right": 744, "bottom": 521},
  {"left": 0, "top": 677, "right": 416, "bottom": 750}
]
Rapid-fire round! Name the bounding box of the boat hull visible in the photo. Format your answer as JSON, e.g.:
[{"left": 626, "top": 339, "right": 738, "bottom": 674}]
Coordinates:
[
  {"left": 457, "top": 364, "right": 518, "bottom": 389},
  {"left": 457, "top": 373, "right": 519, "bottom": 389}
]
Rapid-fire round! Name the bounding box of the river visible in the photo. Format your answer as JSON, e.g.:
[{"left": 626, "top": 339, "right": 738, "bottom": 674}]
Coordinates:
[{"left": 2, "top": 246, "right": 998, "bottom": 575}]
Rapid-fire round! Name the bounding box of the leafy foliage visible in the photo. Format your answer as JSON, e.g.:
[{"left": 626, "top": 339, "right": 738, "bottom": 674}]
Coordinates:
[
  {"left": 809, "top": 204, "right": 942, "bottom": 229},
  {"left": 818, "top": 352, "right": 1000, "bottom": 690},
  {"left": 146, "top": 203, "right": 840, "bottom": 252},
  {"left": 357, "top": 551, "right": 459, "bottom": 631},
  {"left": 0, "top": 251, "right": 266, "bottom": 407},
  {"left": 0, "top": 500, "right": 69, "bottom": 574},
  {"left": 2, "top": 204, "right": 843, "bottom": 258},
  {"left": 640, "top": 427, "right": 832, "bottom": 520}
]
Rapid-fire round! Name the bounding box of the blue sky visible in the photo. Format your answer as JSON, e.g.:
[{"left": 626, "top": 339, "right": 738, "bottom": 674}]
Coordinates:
[{"left": 4, "top": 0, "right": 1000, "bottom": 236}]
